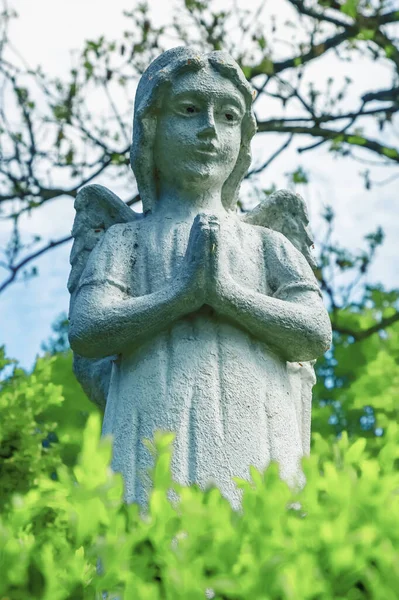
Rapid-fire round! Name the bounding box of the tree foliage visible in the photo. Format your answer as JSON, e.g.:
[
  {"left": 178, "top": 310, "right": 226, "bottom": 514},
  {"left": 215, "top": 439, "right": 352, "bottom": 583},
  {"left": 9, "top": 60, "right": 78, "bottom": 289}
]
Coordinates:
[{"left": 0, "top": 0, "right": 398, "bottom": 292}]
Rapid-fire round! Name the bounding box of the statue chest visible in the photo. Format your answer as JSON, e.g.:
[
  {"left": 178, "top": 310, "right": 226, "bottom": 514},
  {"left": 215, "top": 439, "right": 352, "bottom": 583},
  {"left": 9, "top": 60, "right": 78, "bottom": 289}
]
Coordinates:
[{"left": 128, "top": 217, "right": 268, "bottom": 296}]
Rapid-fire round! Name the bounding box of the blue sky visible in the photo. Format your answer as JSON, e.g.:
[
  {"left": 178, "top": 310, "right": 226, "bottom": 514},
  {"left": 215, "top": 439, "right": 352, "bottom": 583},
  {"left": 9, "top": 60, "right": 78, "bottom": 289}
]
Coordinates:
[{"left": 1, "top": 0, "right": 398, "bottom": 370}]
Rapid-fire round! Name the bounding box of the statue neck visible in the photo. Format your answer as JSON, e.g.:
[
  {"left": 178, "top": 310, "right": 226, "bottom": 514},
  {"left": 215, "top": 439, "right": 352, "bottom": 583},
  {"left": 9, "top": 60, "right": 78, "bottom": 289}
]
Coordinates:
[{"left": 152, "top": 181, "right": 226, "bottom": 222}]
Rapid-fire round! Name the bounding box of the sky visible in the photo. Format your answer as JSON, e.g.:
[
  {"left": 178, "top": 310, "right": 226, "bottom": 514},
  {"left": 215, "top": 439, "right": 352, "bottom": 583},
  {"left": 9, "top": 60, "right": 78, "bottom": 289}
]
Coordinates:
[{"left": 1, "top": 0, "right": 399, "bottom": 370}]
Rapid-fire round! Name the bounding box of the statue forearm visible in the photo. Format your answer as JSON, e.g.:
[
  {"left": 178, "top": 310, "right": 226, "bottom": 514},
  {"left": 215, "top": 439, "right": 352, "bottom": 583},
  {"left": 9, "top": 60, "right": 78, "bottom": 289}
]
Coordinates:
[
  {"left": 68, "top": 280, "right": 197, "bottom": 359},
  {"left": 214, "top": 281, "right": 332, "bottom": 362}
]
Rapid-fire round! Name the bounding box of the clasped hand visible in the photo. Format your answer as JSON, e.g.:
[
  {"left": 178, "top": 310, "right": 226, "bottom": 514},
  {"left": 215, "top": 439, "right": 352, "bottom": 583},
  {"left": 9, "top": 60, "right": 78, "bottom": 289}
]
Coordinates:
[{"left": 179, "top": 213, "right": 229, "bottom": 311}]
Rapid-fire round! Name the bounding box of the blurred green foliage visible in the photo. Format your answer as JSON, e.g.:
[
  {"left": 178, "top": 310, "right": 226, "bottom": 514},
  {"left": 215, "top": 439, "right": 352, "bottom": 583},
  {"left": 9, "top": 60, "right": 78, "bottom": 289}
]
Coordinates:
[
  {"left": 0, "top": 362, "right": 398, "bottom": 598},
  {"left": 1, "top": 268, "right": 398, "bottom": 598},
  {"left": 313, "top": 285, "right": 399, "bottom": 447}
]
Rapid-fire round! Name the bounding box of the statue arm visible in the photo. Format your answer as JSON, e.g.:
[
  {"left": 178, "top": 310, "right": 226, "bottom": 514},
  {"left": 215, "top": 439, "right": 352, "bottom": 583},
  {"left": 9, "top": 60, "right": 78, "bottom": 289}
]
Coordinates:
[
  {"left": 215, "top": 282, "right": 331, "bottom": 362},
  {"left": 69, "top": 278, "right": 197, "bottom": 359},
  {"left": 68, "top": 218, "right": 210, "bottom": 359},
  {"left": 213, "top": 228, "right": 331, "bottom": 363}
]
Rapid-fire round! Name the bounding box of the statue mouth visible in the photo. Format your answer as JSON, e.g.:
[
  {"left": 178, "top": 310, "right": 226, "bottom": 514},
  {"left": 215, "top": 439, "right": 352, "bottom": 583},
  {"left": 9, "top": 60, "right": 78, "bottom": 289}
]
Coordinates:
[{"left": 194, "top": 144, "right": 218, "bottom": 156}]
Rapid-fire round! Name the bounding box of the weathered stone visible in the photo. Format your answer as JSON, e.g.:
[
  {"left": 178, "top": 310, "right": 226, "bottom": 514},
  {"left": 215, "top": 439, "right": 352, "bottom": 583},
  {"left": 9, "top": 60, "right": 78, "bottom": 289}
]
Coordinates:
[{"left": 68, "top": 46, "right": 332, "bottom": 519}]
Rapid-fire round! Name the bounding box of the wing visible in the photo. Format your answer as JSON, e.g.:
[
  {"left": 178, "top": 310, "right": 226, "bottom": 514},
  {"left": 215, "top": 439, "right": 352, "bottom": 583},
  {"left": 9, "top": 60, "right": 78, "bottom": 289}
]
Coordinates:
[
  {"left": 72, "top": 354, "right": 115, "bottom": 412},
  {"left": 241, "top": 189, "right": 317, "bottom": 270},
  {"left": 242, "top": 189, "right": 318, "bottom": 459},
  {"left": 67, "top": 183, "right": 139, "bottom": 305},
  {"left": 67, "top": 184, "right": 139, "bottom": 410}
]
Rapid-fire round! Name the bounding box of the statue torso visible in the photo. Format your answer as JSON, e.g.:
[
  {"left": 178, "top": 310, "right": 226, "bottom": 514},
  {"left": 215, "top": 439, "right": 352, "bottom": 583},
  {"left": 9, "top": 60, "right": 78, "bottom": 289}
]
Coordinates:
[
  {"left": 100, "top": 214, "right": 305, "bottom": 511},
  {"left": 125, "top": 213, "right": 268, "bottom": 297}
]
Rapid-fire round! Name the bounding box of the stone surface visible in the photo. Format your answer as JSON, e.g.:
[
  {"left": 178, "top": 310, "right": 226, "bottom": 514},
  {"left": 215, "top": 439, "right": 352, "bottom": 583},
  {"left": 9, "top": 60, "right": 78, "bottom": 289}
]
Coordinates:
[{"left": 68, "top": 46, "right": 332, "bottom": 516}]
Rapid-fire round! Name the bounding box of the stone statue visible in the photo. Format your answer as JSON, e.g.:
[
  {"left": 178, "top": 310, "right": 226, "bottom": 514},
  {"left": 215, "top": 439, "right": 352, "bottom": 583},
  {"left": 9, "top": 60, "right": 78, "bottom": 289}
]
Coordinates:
[{"left": 68, "top": 46, "right": 332, "bottom": 515}]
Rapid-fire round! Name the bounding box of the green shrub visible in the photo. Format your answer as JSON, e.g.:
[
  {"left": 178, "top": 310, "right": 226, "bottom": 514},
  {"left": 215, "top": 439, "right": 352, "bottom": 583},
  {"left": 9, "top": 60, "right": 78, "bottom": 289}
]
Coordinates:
[
  {"left": 0, "top": 348, "right": 97, "bottom": 513},
  {"left": 1, "top": 349, "right": 399, "bottom": 599}
]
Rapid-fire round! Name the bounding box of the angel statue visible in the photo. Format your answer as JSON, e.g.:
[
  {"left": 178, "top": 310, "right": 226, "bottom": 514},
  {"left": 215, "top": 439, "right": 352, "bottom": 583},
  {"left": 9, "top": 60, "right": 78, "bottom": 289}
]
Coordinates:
[{"left": 68, "top": 46, "right": 332, "bottom": 515}]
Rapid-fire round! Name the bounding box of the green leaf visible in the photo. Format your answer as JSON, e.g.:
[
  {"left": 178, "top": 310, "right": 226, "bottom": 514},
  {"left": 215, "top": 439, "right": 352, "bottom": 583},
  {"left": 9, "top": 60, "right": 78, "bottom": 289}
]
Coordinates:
[
  {"left": 347, "top": 135, "right": 367, "bottom": 146},
  {"left": 257, "top": 36, "right": 267, "bottom": 50},
  {"left": 382, "top": 147, "right": 399, "bottom": 159},
  {"left": 345, "top": 437, "right": 367, "bottom": 464},
  {"left": 341, "top": 0, "right": 358, "bottom": 18},
  {"left": 384, "top": 44, "right": 396, "bottom": 59},
  {"left": 357, "top": 28, "right": 375, "bottom": 41},
  {"left": 27, "top": 559, "right": 46, "bottom": 596},
  {"left": 258, "top": 57, "right": 274, "bottom": 75},
  {"left": 65, "top": 149, "right": 74, "bottom": 165},
  {"left": 110, "top": 152, "right": 127, "bottom": 165},
  {"left": 290, "top": 166, "right": 309, "bottom": 184}
]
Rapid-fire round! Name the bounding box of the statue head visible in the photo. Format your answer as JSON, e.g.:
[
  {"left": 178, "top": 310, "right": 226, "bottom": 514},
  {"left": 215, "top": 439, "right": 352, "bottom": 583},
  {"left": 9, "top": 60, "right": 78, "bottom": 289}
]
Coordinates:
[{"left": 131, "top": 46, "right": 257, "bottom": 214}]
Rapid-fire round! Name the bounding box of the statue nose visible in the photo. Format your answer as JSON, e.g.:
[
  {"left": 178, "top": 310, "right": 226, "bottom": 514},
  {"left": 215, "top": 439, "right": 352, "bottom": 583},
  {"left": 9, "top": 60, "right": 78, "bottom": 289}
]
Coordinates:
[{"left": 197, "top": 109, "right": 217, "bottom": 139}]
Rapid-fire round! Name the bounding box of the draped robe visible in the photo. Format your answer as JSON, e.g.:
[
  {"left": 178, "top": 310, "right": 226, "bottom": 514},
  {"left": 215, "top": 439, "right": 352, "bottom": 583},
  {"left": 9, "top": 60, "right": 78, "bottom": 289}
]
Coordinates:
[{"left": 77, "top": 213, "right": 323, "bottom": 512}]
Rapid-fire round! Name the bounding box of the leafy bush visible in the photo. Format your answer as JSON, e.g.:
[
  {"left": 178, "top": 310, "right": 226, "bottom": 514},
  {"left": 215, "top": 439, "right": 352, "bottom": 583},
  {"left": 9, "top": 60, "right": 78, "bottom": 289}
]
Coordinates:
[
  {"left": 1, "top": 348, "right": 399, "bottom": 599},
  {"left": 0, "top": 348, "right": 97, "bottom": 513}
]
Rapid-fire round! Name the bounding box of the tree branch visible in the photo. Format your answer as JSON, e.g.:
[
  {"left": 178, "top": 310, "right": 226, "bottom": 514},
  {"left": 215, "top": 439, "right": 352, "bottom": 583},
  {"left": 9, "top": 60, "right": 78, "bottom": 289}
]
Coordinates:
[
  {"left": 247, "top": 29, "right": 352, "bottom": 78},
  {"left": 0, "top": 235, "right": 72, "bottom": 294},
  {"left": 362, "top": 87, "right": 399, "bottom": 103},
  {"left": 332, "top": 311, "right": 399, "bottom": 341},
  {"left": 287, "top": 0, "right": 349, "bottom": 27},
  {"left": 256, "top": 120, "right": 399, "bottom": 162},
  {"left": 246, "top": 134, "right": 293, "bottom": 177},
  {"left": 246, "top": 6, "right": 399, "bottom": 79}
]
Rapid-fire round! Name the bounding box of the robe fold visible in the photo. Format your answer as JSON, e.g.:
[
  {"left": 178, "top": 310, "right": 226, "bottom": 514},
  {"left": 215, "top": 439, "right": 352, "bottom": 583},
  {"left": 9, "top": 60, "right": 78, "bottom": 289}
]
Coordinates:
[{"left": 77, "top": 214, "right": 322, "bottom": 512}]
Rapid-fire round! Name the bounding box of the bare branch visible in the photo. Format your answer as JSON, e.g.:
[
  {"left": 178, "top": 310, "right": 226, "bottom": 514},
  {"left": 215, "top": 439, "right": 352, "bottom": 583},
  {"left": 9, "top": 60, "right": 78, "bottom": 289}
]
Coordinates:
[
  {"left": 287, "top": 0, "right": 350, "bottom": 27},
  {"left": 332, "top": 311, "right": 399, "bottom": 341},
  {"left": 246, "top": 134, "right": 293, "bottom": 178},
  {"left": 0, "top": 235, "right": 72, "bottom": 294},
  {"left": 257, "top": 120, "right": 399, "bottom": 162},
  {"left": 0, "top": 0, "right": 398, "bottom": 305},
  {"left": 362, "top": 87, "right": 399, "bottom": 103},
  {"left": 247, "top": 29, "right": 352, "bottom": 78}
]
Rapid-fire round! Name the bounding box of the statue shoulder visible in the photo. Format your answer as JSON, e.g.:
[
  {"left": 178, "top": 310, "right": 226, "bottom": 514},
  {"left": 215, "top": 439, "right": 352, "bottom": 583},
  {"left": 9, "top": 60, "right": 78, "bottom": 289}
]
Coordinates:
[
  {"left": 258, "top": 224, "right": 300, "bottom": 257},
  {"left": 106, "top": 219, "right": 140, "bottom": 237},
  {"left": 101, "top": 219, "right": 142, "bottom": 249},
  {"left": 260, "top": 225, "right": 319, "bottom": 288},
  {"left": 239, "top": 190, "right": 317, "bottom": 270},
  {"left": 237, "top": 219, "right": 299, "bottom": 262}
]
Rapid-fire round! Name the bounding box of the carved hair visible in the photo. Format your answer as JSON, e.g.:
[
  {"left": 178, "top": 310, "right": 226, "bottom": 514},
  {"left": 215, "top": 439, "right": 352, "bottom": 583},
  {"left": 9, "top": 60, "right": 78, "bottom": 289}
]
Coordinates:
[{"left": 130, "top": 46, "right": 257, "bottom": 214}]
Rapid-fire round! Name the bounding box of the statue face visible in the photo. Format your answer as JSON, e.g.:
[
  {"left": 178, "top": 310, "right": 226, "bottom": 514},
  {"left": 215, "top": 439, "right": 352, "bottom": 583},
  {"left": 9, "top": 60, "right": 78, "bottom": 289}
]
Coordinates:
[{"left": 153, "top": 67, "right": 245, "bottom": 193}]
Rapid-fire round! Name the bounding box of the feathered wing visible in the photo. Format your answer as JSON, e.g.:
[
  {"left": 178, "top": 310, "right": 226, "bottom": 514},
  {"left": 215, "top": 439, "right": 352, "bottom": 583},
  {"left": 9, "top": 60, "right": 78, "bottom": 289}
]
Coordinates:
[
  {"left": 68, "top": 184, "right": 139, "bottom": 410},
  {"left": 241, "top": 189, "right": 318, "bottom": 456},
  {"left": 241, "top": 188, "right": 316, "bottom": 269}
]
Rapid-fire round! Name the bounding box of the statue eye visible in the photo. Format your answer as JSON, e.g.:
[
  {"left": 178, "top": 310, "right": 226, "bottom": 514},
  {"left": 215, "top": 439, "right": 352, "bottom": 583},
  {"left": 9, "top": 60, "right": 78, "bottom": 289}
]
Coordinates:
[
  {"left": 225, "top": 113, "right": 234, "bottom": 121},
  {"left": 175, "top": 102, "right": 200, "bottom": 117}
]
